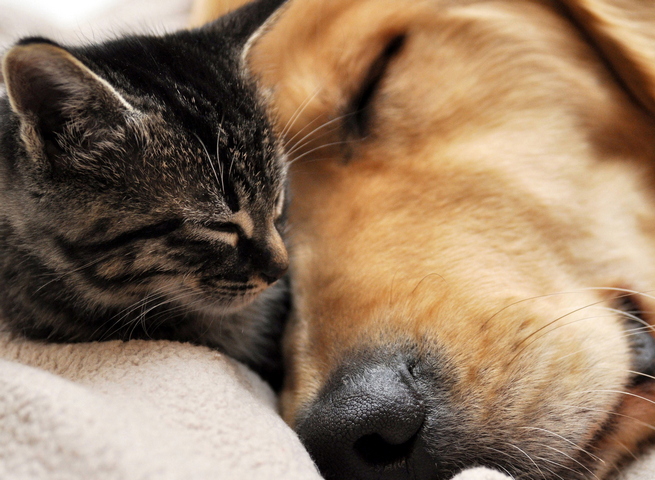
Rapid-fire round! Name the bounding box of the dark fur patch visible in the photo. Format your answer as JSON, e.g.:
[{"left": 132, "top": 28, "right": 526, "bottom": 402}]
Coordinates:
[{"left": 0, "top": 0, "right": 289, "bottom": 379}]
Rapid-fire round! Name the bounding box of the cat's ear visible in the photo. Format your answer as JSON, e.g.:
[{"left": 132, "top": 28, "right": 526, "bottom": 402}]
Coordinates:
[
  {"left": 201, "top": 0, "right": 288, "bottom": 45},
  {"left": 2, "top": 39, "right": 134, "bottom": 161}
]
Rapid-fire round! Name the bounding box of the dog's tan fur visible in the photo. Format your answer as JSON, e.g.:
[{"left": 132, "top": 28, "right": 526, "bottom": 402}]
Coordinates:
[
  {"left": 188, "top": 0, "right": 252, "bottom": 27},
  {"left": 198, "top": 0, "right": 655, "bottom": 477}
]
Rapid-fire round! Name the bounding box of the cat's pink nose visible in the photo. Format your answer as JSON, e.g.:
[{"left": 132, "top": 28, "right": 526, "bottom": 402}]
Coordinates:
[{"left": 260, "top": 252, "right": 288, "bottom": 284}]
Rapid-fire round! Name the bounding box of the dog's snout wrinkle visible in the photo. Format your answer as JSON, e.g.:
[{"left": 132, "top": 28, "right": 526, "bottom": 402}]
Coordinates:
[{"left": 296, "top": 357, "right": 439, "bottom": 480}]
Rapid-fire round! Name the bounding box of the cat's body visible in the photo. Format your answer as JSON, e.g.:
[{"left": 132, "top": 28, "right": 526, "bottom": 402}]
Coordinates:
[{"left": 0, "top": 0, "right": 289, "bottom": 380}]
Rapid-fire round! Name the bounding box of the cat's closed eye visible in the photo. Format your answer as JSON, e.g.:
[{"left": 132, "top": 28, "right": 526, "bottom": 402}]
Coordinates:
[
  {"left": 139, "top": 219, "right": 183, "bottom": 238},
  {"left": 204, "top": 221, "right": 242, "bottom": 235}
]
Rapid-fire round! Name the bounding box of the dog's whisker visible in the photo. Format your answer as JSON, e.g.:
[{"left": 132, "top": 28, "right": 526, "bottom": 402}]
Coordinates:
[
  {"left": 599, "top": 306, "right": 655, "bottom": 331},
  {"left": 570, "top": 390, "right": 655, "bottom": 406},
  {"left": 518, "top": 426, "right": 604, "bottom": 464},
  {"left": 534, "top": 455, "right": 574, "bottom": 480},
  {"left": 539, "top": 444, "right": 600, "bottom": 479},
  {"left": 507, "top": 308, "right": 617, "bottom": 367},
  {"left": 578, "top": 287, "right": 655, "bottom": 302},
  {"left": 409, "top": 272, "right": 447, "bottom": 297},
  {"left": 627, "top": 370, "right": 655, "bottom": 381},
  {"left": 557, "top": 404, "right": 655, "bottom": 433},
  {"left": 505, "top": 443, "right": 548, "bottom": 480},
  {"left": 480, "top": 288, "right": 655, "bottom": 332},
  {"left": 545, "top": 324, "right": 655, "bottom": 364}
]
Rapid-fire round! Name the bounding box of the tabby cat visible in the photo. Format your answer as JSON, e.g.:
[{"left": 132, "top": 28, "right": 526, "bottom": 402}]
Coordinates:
[{"left": 0, "top": 0, "right": 289, "bottom": 381}]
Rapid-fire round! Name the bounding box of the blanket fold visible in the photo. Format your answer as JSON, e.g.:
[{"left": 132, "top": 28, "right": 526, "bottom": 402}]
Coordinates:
[{"left": 0, "top": 336, "right": 323, "bottom": 480}]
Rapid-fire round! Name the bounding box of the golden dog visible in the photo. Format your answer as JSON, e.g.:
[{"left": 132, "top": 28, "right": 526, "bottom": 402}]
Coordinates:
[{"left": 197, "top": 0, "right": 655, "bottom": 478}]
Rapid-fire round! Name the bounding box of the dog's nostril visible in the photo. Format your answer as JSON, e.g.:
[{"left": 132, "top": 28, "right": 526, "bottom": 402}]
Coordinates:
[{"left": 354, "top": 432, "right": 416, "bottom": 467}]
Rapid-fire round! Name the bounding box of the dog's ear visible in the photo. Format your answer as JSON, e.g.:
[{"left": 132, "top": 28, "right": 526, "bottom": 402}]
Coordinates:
[
  {"left": 559, "top": 0, "right": 655, "bottom": 116},
  {"left": 246, "top": 0, "right": 426, "bottom": 150}
]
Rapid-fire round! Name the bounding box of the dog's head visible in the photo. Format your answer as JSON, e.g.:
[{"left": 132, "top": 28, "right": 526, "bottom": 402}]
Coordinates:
[{"left": 247, "top": 0, "right": 655, "bottom": 478}]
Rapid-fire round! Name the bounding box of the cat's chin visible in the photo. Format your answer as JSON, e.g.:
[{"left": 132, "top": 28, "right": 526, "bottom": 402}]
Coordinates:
[{"left": 196, "top": 289, "right": 265, "bottom": 316}]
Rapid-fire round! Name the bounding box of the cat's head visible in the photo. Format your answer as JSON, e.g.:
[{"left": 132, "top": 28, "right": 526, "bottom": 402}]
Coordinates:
[{"left": 0, "top": 21, "right": 288, "bottom": 318}]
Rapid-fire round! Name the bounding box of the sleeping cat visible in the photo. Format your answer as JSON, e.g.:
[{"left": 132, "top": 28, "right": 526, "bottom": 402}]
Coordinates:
[{"left": 0, "top": 0, "right": 289, "bottom": 381}]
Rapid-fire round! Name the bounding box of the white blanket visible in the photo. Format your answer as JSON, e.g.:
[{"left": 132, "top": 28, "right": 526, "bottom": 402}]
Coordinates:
[
  {"left": 0, "top": 1, "right": 653, "bottom": 478},
  {"left": 0, "top": 336, "right": 322, "bottom": 480}
]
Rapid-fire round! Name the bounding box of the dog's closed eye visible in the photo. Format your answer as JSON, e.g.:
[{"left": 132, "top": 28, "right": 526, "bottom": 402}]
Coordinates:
[{"left": 346, "top": 34, "right": 406, "bottom": 139}]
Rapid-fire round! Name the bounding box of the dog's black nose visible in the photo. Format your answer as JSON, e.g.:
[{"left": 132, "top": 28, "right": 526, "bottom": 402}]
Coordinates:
[{"left": 296, "top": 357, "right": 438, "bottom": 480}]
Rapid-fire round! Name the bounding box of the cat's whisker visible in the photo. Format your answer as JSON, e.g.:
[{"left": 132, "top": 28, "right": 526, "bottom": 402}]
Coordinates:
[
  {"left": 286, "top": 127, "right": 348, "bottom": 161},
  {"left": 34, "top": 254, "right": 112, "bottom": 293},
  {"left": 280, "top": 86, "right": 324, "bottom": 140},
  {"left": 147, "top": 290, "right": 242, "bottom": 341},
  {"left": 96, "top": 288, "right": 169, "bottom": 341},
  {"left": 216, "top": 126, "right": 226, "bottom": 194},
  {"left": 286, "top": 112, "right": 355, "bottom": 157},
  {"left": 288, "top": 140, "right": 353, "bottom": 165},
  {"left": 193, "top": 131, "right": 223, "bottom": 193},
  {"left": 284, "top": 108, "right": 354, "bottom": 151},
  {"left": 282, "top": 96, "right": 343, "bottom": 150},
  {"left": 93, "top": 279, "right": 188, "bottom": 340}
]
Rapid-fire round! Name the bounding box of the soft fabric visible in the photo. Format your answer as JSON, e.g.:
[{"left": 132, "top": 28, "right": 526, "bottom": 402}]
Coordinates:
[
  {"left": 452, "top": 469, "right": 512, "bottom": 480},
  {"left": 0, "top": 335, "right": 322, "bottom": 480},
  {"left": 0, "top": 1, "right": 653, "bottom": 479}
]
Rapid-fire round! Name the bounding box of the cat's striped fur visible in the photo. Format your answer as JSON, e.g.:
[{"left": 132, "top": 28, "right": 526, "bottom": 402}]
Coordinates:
[{"left": 0, "top": 0, "right": 289, "bottom": 382}]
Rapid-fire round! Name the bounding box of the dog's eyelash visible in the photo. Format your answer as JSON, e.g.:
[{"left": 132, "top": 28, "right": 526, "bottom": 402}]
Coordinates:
[{"left": 347, "top": 34, "right": 406, "bottom": 138}]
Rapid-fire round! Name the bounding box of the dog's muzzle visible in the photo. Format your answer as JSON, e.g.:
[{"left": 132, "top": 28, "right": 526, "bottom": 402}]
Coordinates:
[{"left": 296, "top": 354, "right": 440, "bottom": 480}]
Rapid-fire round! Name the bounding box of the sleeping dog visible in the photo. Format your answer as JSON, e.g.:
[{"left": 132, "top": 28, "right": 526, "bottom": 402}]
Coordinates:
[{"left": 198, "top": 0, "right": 655, "bottom": 478}]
